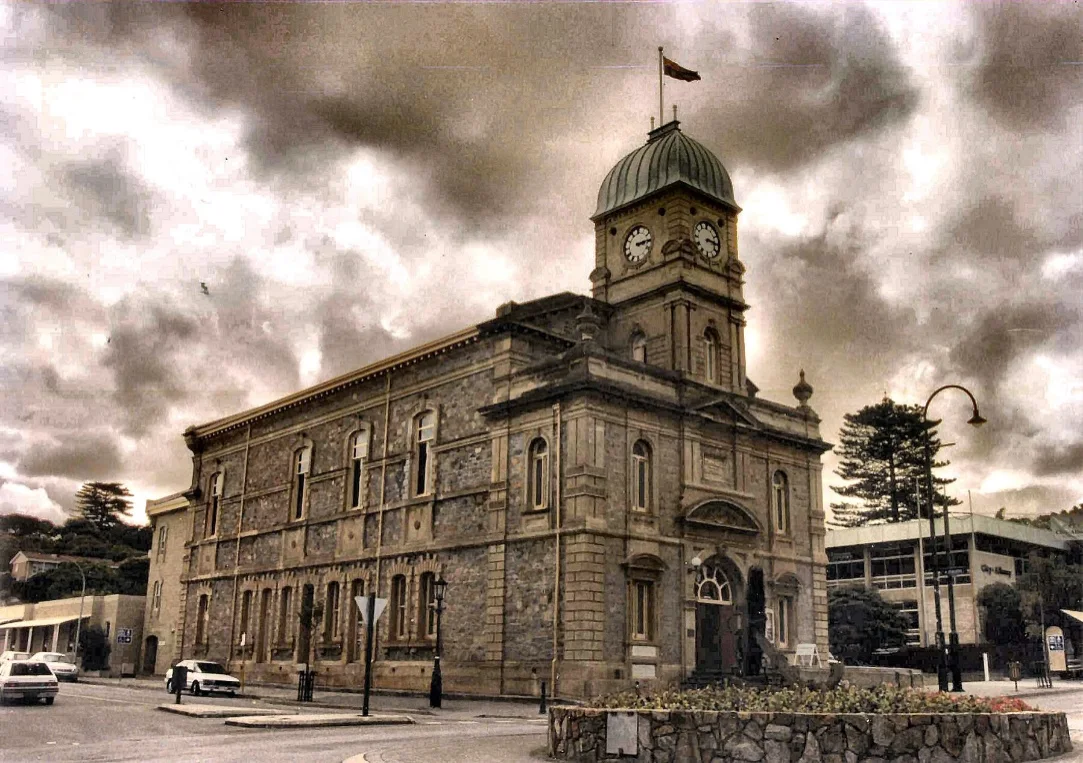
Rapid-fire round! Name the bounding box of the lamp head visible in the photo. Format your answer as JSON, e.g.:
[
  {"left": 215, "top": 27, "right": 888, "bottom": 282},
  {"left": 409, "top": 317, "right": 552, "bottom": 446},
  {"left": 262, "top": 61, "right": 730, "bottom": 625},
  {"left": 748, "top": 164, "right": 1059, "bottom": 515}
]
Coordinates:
[
  {"left": 433, "top": 575, "right": 448, "bottom": 602},
  {"left": 689, "top": 555, "right": 702, "bottom": 569},
  {"left": 967, "top": 411, "right": 987, "bottom": 428}
]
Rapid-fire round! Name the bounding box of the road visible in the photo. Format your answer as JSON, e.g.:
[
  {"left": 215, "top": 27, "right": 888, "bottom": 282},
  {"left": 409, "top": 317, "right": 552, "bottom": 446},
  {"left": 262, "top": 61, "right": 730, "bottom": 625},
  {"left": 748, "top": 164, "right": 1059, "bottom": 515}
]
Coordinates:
[{"left": 0, "top": 682, "right": 548, "bottom": 762}]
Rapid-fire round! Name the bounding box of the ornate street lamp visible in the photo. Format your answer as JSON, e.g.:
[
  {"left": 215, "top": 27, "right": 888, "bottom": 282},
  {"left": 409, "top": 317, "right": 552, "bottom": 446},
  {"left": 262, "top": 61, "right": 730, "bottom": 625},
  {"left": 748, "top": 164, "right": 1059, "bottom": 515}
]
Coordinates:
[
  {"left": 922, "top": 384, "right": 985, "bottom": 693},
  {"left": 428, "top": 575, "right": 448, "bottom": 708}
]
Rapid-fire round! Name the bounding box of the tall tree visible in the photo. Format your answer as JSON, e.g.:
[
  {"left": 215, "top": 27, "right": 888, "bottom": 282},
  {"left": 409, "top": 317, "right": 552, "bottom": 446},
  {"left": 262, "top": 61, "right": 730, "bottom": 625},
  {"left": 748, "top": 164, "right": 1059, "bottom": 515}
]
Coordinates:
[
  {"left": 73, "top": 482, "right": 133, "bottom": 533},
  {"left": 828, "top": 586, "right": 910, "bottom": 664},
  {"left": 1016, "top": 552, "right": 1083, "bottom": 627},
  {"left": 976, "top": 582, "right": 1026, "bottom": 646},
  {"left": 830, "top": 398, "right": 960, "bottom": 527}
]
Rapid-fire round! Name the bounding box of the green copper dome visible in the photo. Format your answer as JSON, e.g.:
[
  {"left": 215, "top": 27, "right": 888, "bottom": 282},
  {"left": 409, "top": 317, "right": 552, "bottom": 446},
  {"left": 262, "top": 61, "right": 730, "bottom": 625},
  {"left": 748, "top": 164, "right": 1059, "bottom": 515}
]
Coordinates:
[{"left": 593, "top": 121, "right": 737, "bottom": 220}]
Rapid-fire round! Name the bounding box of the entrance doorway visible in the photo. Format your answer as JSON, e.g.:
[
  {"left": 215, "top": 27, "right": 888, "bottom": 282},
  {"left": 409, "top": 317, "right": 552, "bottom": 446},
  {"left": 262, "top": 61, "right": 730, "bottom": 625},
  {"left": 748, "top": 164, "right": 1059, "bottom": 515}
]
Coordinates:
[
  {"left": 694, "top": 563, "right": 739, "bottom": 675},
  {"left": 143, "top": 636, "right": 158, "bottom": 674}
]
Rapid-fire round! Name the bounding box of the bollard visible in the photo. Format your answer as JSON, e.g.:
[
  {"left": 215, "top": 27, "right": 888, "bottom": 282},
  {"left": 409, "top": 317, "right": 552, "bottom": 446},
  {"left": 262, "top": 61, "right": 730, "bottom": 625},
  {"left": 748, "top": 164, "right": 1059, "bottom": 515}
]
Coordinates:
[{"left": 539, "top": 681, "right": 547, "bottom": 714}]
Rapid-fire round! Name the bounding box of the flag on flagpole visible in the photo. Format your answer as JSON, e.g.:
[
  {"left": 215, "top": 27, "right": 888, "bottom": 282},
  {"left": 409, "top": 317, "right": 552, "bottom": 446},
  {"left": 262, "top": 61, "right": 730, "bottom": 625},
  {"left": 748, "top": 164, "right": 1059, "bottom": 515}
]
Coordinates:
[{"left": 662, "top": 56, "right": 701, "bottom": 82}]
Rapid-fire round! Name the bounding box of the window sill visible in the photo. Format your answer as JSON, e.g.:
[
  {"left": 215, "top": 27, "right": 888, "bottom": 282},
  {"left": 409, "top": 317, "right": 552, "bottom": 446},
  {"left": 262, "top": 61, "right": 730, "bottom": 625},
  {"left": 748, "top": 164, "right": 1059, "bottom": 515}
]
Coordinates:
[{"left": 523, "top": 506, "right": 551, "bottom": 516}]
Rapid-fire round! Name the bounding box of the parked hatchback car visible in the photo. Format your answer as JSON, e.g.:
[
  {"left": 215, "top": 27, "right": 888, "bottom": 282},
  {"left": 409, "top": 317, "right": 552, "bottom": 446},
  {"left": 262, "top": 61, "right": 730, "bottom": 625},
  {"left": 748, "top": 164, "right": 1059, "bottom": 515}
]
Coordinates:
[
  {"left": 0, "top": 651, "right": 31, "bottom": 664},
  {"left": 30, "top": 652, "right": 79, "bottom": 682},
  {"left": 0, "top": 660, "right": 59, "bottom": 705},
  {"left": 165, "top": 660, "right": 240, "bottom": 696}
]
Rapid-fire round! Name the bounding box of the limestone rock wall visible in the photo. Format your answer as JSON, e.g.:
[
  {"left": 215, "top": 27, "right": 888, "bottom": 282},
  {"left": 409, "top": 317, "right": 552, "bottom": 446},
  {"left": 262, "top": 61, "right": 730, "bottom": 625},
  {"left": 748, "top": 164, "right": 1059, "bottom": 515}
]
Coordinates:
[{"left": 548, "top": 706, "right": 1073, "bottom": 763}]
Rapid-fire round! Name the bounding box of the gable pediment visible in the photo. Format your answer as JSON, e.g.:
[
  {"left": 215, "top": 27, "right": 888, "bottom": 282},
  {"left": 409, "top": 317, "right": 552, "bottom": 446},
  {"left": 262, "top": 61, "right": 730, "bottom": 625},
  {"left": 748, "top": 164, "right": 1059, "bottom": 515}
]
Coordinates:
[{"left": 683, "top": 499, "right": 760, "bottom": 535}]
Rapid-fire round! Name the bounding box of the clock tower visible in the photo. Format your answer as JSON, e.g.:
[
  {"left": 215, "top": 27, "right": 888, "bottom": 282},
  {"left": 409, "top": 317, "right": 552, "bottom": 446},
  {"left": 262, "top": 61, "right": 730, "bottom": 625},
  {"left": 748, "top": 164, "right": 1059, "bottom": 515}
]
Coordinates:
[{"left": 591, "top": 120, "right": 749, "bottom": 394}]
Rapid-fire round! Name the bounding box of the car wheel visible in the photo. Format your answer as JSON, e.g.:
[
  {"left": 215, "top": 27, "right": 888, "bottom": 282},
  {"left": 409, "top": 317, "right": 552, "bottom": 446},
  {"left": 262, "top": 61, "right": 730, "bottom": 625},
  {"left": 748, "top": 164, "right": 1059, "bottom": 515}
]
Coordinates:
[
  {"left": 190, "top": 681, "right": 201, "bottom": 696},
  {"left": 165, "top": 679, "right": 174, "bottom": 693},
  {"left": 45, "top": 697, "right": 54, "bottom": 706},
  {"left": 229, "top": 691, "right": 237, "bottom": 698}
]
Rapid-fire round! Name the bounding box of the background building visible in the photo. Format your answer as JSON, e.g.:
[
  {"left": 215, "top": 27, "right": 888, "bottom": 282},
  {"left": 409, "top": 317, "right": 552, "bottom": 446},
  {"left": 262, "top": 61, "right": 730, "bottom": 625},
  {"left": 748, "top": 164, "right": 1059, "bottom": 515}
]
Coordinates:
[
  {"left": 0, "top": 594, "right": 145, "bottom": 676},
  {"left": 826, "top": 514, "right": 1071, "bottom": 647},
  {"left": 141, "top": 492, "right": 191, "bottom": 675},
  {"left": 9, "top": 552, "right": 117, "bottom": 584},
  {"left": 154, "top": 121, "right": 830, "bottom": 698}
]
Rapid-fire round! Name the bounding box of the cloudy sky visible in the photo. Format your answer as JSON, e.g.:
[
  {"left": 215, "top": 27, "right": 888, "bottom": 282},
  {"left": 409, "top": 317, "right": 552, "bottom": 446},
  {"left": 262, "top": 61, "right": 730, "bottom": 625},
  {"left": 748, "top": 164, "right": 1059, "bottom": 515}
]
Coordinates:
[{"left": 1, "top": 1, "right": 1080, "bottom": 526}]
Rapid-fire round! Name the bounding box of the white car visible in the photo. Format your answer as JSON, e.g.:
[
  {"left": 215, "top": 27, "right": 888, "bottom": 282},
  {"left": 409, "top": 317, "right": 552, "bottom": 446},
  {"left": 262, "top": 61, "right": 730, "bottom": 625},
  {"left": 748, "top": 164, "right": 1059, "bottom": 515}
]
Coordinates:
[
  {"left": 0, "top": 660, "right": 59, "bottom": 705},
  {"left": 165, "top": 660, "right": 241, "bottom": 697},
  {"left": 0, "top": 651, "right": 31, "bottom": 664},
  {"left": 30, "top": 652, "right": 79, "bottom": 682}
]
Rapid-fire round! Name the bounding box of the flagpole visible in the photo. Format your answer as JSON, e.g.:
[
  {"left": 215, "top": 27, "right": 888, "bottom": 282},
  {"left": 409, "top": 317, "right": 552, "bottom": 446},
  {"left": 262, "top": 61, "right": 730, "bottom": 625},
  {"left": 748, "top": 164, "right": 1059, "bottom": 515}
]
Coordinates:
[{"left": 658, "top": 46, "right": 664, "bottom": 127}]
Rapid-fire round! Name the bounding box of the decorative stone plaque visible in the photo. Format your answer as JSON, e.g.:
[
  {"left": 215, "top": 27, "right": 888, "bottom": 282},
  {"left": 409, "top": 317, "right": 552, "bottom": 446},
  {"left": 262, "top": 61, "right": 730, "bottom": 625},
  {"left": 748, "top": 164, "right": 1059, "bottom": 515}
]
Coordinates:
[{"left": 606, "top": 711, "right": 638, "bottom": 756}]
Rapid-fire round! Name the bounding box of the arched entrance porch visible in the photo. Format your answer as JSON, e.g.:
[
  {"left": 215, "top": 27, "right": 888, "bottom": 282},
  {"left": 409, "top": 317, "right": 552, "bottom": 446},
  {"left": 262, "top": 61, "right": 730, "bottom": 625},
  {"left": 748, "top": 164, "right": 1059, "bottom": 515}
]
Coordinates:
[{"left": 694, "top": 562, "right": 741, "bottom": 676}]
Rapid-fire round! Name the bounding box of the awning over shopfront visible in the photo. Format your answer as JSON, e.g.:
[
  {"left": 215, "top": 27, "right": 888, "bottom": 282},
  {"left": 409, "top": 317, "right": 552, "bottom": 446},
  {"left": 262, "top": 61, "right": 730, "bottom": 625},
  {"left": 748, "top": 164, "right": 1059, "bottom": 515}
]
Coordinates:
[
  {"left": 0, "top": 617, "right": 22, "bottom": 627},
  {"left": 0, "top": 615, "right": 80, "bottom": 630},
  {"left": 1061, "top": 610, "right": 1083, "bottom": 626}
]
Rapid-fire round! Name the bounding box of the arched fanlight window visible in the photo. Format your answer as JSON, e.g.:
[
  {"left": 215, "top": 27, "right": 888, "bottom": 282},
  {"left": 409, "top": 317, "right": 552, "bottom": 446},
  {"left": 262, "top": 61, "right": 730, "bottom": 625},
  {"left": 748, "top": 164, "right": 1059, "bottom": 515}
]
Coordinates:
[
  {"left": 772, "top": 471, "right": 790, "bottom": 534},
  {"left": 631, "top": 332, "right": 647, "bottom": 363},
  {"left": 695, "top": 564, "right": 734, "bottom": 604},
  {"left": 631, "top": 440, "right": 651, "bottom": 511},
  {"left": 704, "top": 328, "right": 720, "bottom": 383},
  {"left": 528, "top": 438, "right": 549, "bottom": 509}
]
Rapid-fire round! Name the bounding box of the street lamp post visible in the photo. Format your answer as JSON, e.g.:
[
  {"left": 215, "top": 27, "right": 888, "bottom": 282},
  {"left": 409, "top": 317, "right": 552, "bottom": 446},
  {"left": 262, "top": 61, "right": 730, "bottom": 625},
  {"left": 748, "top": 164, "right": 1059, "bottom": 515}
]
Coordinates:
[
  {"left": 66, "top": 561, "right": 87, "bottom": 668},
  {"left": 922, "top": 384, "right": 986, "bottom": 694},
  {"left": 428, "top": 576, "right": 448, "bottom": 709}
]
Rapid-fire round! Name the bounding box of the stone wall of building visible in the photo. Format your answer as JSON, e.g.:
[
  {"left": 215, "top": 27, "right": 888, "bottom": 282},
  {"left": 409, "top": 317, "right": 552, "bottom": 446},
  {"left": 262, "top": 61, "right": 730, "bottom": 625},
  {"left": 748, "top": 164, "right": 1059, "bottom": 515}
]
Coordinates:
[{"left": 548, "top": 706, "right": 1073, "bottom": 763}]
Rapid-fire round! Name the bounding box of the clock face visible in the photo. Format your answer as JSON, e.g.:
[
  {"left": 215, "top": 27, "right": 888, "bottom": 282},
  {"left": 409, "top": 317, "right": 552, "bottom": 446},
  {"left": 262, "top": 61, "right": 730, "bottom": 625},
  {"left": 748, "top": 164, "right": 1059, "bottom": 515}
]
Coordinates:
[
  {"left": 623, "top": 225, "right": 652, "bottom": 263},
  {"left": 694, "top": 221, "right": 722, "bottom": 259}
]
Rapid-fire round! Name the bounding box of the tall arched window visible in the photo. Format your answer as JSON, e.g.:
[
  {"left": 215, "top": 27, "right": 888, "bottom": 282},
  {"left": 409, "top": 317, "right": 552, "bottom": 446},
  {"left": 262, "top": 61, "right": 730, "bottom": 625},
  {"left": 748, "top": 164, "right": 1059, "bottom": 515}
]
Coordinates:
[
  {"left": 418, "top": 571, "right": 437, "bottom": 638},
  {"left": 773, "top": 470, "right": 790, "bottom": 535},
  {"left": 152, "top": 581, "right": 162, "bottom": 615},
  {"left": 631, "top": 440, "right": 651, "bottom": 511},
  {"left": 631, "top": 332, "right": 647, "bottom": 363},
  {"left": 350, "top": 429, "right": 369, "bottom": 509},
  {"left": 277, "top": 587, "right": 292, "bottom": 646},
  {"left": 704, "top": 328, "right": 720, "bottom": 383},
  {"left": 195, "top": 594, "right": 210, "bottom": 645},
  {"left": 529, "top": 438, "right": 549, "bottom": 509},
  {"left": 293, "top": 447, "right": 312, "bottom": 520},
  {"left": 414, "top": 412, "right": 436, "bottom": 496},
  {"left": 239, "top": 589, "right": 253, "bottom": 644},
  {"left": 324, "top": 581, "right": 340, "bottom": 640},
  {"left": 390, "top": 575, "right": 408, "bottom": 640},
  {"left": 206, "top": 472, "right": 222, "bottom": 536}
]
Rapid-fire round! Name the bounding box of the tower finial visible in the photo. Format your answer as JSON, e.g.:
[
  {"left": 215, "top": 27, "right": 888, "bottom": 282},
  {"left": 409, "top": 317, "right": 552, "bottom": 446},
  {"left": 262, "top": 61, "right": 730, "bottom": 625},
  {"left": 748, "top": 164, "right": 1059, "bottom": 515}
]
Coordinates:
[
  {"left": 793, "top": 369, "right": 814, "bottom": 409},
  {"left": 672, "top": 104, "right": 677, "bottom": 122}
]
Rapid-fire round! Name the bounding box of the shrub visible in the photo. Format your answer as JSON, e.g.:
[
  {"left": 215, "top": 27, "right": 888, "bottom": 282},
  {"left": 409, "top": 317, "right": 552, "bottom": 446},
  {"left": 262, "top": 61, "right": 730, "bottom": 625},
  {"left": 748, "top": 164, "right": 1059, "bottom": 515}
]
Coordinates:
[
  {"left": 828, "top": 585, "right": 909, "bottom": 664},
  {"left": 586, "top": 684, "right": 1034, "bottom": 714},
  {"left": 79, "top": 625, "right": 111, "bottom": 671}
]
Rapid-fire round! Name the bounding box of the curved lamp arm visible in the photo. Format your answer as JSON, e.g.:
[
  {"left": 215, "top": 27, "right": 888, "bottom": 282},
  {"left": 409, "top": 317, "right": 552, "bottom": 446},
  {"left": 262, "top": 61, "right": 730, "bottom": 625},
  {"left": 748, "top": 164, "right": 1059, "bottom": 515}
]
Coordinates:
[{"left": 922, "top": 384, "right": 987, "bottom": 428}]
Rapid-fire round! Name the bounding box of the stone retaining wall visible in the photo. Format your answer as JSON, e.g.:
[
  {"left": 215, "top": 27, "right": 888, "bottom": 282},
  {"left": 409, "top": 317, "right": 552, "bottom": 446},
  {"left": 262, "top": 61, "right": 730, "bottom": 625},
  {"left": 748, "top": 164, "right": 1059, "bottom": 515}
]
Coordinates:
[{"left": 548, "top": 706, "right": 1072, "bottom": 762}]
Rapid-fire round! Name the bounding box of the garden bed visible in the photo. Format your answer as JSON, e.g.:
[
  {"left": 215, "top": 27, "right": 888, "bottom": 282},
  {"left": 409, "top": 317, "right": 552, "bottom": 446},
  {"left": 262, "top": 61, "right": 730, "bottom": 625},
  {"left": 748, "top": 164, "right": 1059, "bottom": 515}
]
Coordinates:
[{"left": 549, "top": 686, "right": 1072, "bottom": 762}]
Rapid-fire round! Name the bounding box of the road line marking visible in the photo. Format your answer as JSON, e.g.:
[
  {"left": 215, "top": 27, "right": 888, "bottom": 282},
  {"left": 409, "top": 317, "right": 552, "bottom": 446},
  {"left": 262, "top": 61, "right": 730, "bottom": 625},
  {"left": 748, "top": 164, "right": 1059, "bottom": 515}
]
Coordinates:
[{"left": 59, "top": 690, "right": 139, "bottom": 705}]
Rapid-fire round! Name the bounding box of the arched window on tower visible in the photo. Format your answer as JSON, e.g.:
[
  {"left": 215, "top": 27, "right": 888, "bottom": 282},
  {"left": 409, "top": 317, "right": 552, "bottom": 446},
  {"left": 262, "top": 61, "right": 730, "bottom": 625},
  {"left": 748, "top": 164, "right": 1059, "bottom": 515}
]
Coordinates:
[
  {"left": 704, "top": 328, "right": 720, "bottom": 384},
  {"left": 631, "top": 440, "right": 652, "bottom": 511},
  {"left": 528, "top": 438, "right": 549, "bottom": 509},
  {"left": 631, "top": 332, "right": 647, "bottom": 364},
  {"left": 772, "top": 470, "right": 790, "bottom": 535}
]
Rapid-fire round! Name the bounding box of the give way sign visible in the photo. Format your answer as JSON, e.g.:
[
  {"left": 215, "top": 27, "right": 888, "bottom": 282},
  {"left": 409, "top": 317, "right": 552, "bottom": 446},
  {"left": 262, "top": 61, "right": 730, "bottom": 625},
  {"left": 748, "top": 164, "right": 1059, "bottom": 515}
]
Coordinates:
[{"left": 354, "top": 595, "right": 388, "bottom": 627}]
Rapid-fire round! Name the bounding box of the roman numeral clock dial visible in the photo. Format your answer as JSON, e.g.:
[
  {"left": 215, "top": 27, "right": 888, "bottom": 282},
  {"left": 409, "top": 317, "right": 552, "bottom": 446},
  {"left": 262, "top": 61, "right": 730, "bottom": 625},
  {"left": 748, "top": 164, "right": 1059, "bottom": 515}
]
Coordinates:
[
  {"left": 694, "top": 221, "right": 722, "bottom": 260},
  {"left": 623, "top": 225, "right": 652, "bottom": 263}
]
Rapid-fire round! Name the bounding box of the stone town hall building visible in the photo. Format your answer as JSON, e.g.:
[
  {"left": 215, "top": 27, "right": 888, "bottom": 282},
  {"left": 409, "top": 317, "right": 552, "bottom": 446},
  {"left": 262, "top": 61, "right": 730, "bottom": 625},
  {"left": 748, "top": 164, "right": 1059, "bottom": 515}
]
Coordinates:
[{"left": 143, "top": 121, "right": 831, "bottom": 699}]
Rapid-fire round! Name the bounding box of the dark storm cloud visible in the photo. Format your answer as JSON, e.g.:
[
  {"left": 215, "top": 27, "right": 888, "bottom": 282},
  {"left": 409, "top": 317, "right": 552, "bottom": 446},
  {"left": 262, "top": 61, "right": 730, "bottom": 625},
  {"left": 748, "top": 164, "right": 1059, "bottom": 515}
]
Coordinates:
[
  {"left": 698, "top": 2, "right": 919, "bottom": 172},
  {"left": 948, "top": 302, "right": 1078, "bottom": 394},
  {"left": 102, "top": 302, "right": 200, "bottom": 436},
  {"left": 940, "top": 195, "right": 1038, "bottom": 263},
  {"left": 19, "top": 433, "right": 123, "bottom": 481},
  {"left": 965, "top": 2, "right": 1083, "bottom": 133},
  {"left": 62, "top": 145, "right": 155, "bottom": 238},
  {"left": 1032, "top": 442, "right": 1083, "bottom": 478}
]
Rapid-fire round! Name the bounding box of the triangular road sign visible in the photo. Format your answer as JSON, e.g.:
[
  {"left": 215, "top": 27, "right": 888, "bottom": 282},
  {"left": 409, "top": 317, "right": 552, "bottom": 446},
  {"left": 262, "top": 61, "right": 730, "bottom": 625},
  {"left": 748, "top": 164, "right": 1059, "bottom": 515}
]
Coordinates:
[{"left": 355, "top": 595, "right": 388, "bottom": 626}]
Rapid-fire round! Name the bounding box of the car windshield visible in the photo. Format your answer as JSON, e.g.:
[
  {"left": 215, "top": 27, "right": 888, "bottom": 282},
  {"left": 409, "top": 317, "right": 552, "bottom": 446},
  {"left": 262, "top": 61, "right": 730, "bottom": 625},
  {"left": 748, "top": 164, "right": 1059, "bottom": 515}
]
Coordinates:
[
  {"left": 4, "top": 653, "right": 30, "bottom": 660},
  {"left": 10, "top": 662, "right": 53, "bottom": 676},
  {"left": 34, "top": 653, "right": 71, "bottom": 663},
  {"left": 195, "top": 662, "right": 228, "bottom": 674}
]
